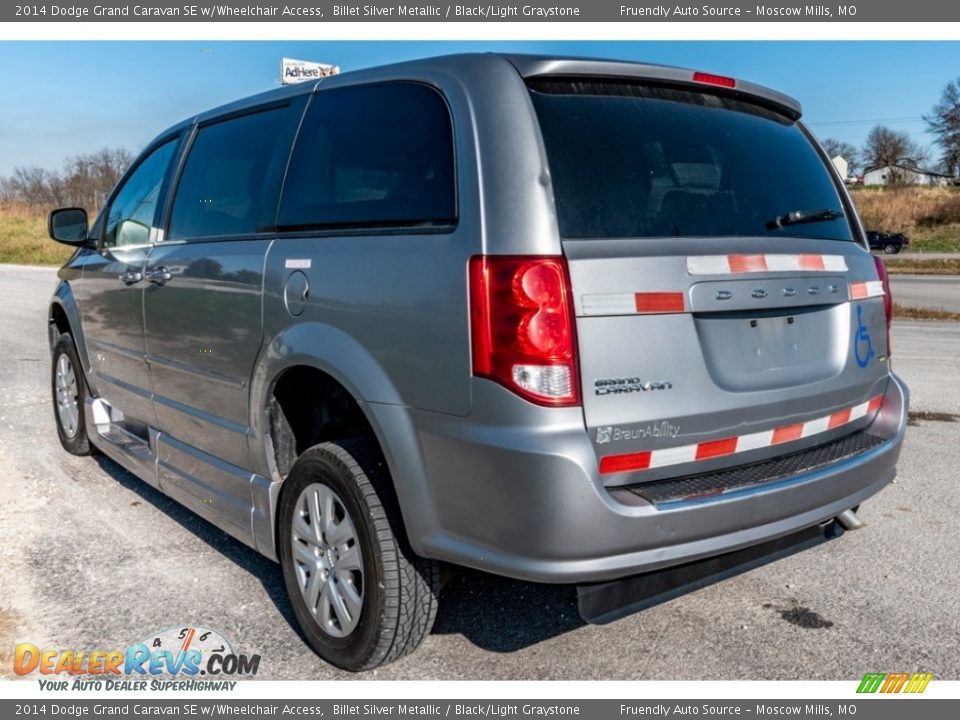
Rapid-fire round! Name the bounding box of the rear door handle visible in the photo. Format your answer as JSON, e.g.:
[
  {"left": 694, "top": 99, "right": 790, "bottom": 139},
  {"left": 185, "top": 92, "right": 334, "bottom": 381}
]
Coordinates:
[
  {"left": 119, "top": 268, "right": 142, "bottom": 285},
  {"left": 145, "top": 266, "right": 172, "bottom": 286}
]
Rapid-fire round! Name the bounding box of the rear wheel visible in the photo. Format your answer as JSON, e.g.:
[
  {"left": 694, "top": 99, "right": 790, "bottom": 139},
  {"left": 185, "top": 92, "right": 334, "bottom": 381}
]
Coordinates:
[
  {"left": 277, "top": 440, "right": 439, "bottom": 671},
  {"left": 883, "top": 243, "right": 900, "bottom": 254},
  {"left": 51, "top": 333, "right": 93, "bottom": 456}
]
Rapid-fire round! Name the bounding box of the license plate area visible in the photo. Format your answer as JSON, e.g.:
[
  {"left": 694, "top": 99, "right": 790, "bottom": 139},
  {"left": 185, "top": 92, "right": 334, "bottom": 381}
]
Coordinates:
[{"left": 694, "top": 304, "right": 846, "bottom": 392}]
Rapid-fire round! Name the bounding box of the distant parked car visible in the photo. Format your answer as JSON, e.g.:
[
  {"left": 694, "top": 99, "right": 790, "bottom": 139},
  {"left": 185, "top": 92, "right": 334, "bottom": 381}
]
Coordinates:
[{"left": 866, "top": 230, "right": 909, "bottom": 254}]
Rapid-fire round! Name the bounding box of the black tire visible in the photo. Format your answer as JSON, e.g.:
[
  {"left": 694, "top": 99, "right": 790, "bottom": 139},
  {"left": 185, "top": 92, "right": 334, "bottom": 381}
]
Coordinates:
[
  {"left": 277, "top": 440, "right": 439, "bottom": 671},
  {"left": 51, "top": 333, "right": 93, "bottom": 456},
  {"left": 884, "top": 243, "right": 900, "bottom": 254}
]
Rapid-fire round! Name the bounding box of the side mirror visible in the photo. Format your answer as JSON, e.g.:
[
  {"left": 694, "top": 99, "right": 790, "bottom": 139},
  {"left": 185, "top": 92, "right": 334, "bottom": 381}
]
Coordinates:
[{"left": 48, "top": 207, "right": 89, "bottom": 246}]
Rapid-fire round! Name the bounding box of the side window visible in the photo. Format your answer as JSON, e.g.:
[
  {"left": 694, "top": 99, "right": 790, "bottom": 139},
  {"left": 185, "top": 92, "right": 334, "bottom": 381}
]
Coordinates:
[
  {"left": 168, "top": 102, "right": 303, "bottom": 240},
  {"left": 278, "top": 82, "right": 456, "bottom": 231},
  {"left": 103, "top": 140, "right": 177, "bottom": 248}
]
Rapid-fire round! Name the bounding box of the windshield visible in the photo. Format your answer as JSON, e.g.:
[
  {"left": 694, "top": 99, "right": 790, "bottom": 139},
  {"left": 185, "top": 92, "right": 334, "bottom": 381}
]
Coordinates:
[{"left": 529, "top": 80, "right": 853, "bottom": 242}]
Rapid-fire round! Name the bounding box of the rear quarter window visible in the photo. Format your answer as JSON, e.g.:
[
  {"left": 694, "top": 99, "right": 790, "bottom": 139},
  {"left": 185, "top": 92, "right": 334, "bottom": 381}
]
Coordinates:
[
  {"left": 278, "top": 82, "right": 456, "bottom": 231},
  {"left": 529, "top": 80, "right": 853, "bottom": 242}
]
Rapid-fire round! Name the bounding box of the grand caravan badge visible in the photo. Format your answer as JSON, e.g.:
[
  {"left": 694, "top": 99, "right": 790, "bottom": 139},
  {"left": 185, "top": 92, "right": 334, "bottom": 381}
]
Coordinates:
[{"left": 594, "top": 377, "right": 673, "bottom": 396}]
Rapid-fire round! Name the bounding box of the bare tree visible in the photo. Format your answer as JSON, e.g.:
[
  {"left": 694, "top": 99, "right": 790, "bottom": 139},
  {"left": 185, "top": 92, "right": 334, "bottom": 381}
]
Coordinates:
[
  {"left": 1, "top": 147, "right": 133, "bottom": 212},
  {"left": 88, "top": 147, "right": 132, "bottom": 196},
  {"left": 60, "top": 148, "right": 132, "bottom": 209},
  {"left": 820, "top": 138, "right": 859, "bottom": 173},
  {"left": 924, "top": 78, "right": 960, "bottom": 178},
  {"left": 8, "top": 166, "right": 57, "bottom": 207},
  {"left": 861, "top": 125, "right": 928, "bottom": 183}
]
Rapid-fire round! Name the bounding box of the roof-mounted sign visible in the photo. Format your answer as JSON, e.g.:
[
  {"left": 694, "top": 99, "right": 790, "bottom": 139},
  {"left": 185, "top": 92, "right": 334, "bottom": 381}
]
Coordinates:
[{"left": 281, "top": 58, "right": 340, "bottom": 85}]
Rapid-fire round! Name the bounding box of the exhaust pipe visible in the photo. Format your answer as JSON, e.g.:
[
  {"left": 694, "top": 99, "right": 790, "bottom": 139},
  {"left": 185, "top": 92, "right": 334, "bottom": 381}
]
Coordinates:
[{"left": 835, "top": 508, "right": 865, "bottom": 531}]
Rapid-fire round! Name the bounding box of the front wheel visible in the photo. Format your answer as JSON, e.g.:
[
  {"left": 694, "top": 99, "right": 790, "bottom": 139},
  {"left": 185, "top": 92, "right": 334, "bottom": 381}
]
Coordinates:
[
  {"left": 51, "top": 333, "right": 93, "bottom": 456},
  {"left": 277, "top": 440, "right": 439, "bottom": 671},
  {"left": 883, "top": 243, "right": 900, "bottom": 254}
]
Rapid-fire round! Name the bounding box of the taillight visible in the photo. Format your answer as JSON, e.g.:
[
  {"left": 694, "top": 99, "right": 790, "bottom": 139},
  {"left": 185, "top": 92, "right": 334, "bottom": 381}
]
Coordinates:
[
  {"left": 692, "top": 71, "right": 737, "bottom": 88},
  {"left": 469, "top": 255, "right": 580, "bottom": 406},
  {"left": 873, "top": 255, "right": 893, "bottom": 355}
]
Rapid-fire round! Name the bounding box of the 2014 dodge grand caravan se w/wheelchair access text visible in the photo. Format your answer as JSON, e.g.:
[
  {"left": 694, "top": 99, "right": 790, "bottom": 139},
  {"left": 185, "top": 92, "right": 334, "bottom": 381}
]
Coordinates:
[{"left": 47, "top": 54, "right": 908, "bottom": 671}]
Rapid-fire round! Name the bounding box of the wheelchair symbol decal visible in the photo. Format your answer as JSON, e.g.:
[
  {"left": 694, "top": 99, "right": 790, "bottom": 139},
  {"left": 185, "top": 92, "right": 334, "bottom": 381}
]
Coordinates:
[{"left": 853, "top": 304, "right": 875, "bottom": 368}]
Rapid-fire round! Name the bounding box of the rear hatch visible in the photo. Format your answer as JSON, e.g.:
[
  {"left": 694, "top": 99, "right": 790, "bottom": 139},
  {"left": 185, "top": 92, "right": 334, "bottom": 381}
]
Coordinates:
[{"left": 529, "top": 77, "right": 890, "bottom": 484}]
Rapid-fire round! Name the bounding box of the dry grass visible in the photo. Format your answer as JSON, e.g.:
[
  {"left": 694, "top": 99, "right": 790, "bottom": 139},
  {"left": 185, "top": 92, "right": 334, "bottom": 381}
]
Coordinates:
[
  {"left": 3, "top": 189, "right": 959, "bottom": 265},
  {"left": 884, "top": 257, "right": 960, "bottom": 275},
  {"left": 893, "top": 303, "right": 960, "bottom": 322},
  {"left": 851, "top": 186, "right": 960, "bottom": 229},
  {"left": 849, "top": 186, "right": 960, "bottom": 252},
  {"left": 0, "top": 203, "right": 75, "bottom": 266}
]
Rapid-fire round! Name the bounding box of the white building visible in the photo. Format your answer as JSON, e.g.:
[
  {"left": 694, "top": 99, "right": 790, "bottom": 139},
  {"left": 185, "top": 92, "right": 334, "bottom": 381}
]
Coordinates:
[
  {"left": 831, "top": 155, "right": 849, "bottom": 179},
  {"left": 862, "top": 164, "right": 951, "bottom": 187}
]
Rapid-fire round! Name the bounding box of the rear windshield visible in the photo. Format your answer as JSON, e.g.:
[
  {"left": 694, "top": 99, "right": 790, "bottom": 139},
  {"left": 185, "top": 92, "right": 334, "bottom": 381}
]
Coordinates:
[{"left": 529, "top": 80, "right": 853, "bottom": 242}]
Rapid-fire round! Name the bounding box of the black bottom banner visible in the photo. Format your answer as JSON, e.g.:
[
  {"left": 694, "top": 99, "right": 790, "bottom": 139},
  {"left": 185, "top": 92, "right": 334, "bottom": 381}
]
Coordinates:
[{"left": 2, "top": 699, "right": 958, "bottom": 720}]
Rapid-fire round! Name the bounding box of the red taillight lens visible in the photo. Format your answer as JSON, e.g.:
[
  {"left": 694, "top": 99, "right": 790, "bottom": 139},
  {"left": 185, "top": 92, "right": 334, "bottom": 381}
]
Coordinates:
[
  {"left": 692, "top": 71, "right": 737, "bottom": 88},
  {"left": 873, "top": 255, "right": 893, "bottom": 355},
  {"left": 469, "top": 256, "right": 580, "bottom": 406}
]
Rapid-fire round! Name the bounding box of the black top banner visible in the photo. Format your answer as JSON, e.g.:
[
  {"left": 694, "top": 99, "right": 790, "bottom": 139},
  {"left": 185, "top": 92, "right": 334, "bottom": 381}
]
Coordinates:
[{"left": 4, "top": 1, "right": 957, "bottom": 22}]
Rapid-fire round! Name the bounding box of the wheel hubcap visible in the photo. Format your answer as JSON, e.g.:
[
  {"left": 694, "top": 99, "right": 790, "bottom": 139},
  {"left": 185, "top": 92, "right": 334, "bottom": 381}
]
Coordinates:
[
  {"left": 55, "top": 353, "right": 79, "bottom": 439},
  {"left": 291, "top": 483, "right": 364, "bottom": 638}
]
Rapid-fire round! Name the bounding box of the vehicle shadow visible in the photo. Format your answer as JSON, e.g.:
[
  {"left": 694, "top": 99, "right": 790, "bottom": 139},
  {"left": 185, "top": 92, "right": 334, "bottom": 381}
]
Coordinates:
[
  {"left": 431, "top": 569, "right": 584, "bottom": 653},
  {"left": 93, "top": 453, "right": 585, "bottom": 655},
  {"left": 91, "top": 453, "right": 297, "bottom": 627}
]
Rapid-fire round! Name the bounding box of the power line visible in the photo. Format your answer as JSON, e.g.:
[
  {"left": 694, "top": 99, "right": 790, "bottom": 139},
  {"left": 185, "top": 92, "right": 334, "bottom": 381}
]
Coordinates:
[{"left": 807, "top": 116, "right": 925, "bottom": 126}]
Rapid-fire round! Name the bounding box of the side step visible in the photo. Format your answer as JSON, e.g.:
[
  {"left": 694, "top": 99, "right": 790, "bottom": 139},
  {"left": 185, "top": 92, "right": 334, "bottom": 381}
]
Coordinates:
[
  {"left": 577, "top": 518, "right": 846, "bottom": 625},
  {"left": 85, "top": 397, "right": 159, "bottom": 488}
]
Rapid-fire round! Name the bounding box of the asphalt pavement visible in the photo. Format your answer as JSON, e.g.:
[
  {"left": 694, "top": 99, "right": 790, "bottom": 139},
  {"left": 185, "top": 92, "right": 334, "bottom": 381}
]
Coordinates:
[
  {"left": 0, "top": 264, "right": 958, "bottom": 681},
  {"left": 890, "top": 274, "right": 960, "bottom": 313}
]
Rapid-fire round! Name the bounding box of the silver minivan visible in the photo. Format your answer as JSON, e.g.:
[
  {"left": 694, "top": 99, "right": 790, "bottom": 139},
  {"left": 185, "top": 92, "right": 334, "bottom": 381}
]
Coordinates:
[{"left": 47, "top": 54, "right": 908, "bottom": 671}]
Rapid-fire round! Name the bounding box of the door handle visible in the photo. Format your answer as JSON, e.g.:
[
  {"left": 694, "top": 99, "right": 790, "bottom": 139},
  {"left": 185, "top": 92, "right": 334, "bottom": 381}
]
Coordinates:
[
  {"left": 119, "top": 268, "right": 142, "bottom": 285},
  {"left": 145, "top": 266, "right": 173, "bottom": 286}
]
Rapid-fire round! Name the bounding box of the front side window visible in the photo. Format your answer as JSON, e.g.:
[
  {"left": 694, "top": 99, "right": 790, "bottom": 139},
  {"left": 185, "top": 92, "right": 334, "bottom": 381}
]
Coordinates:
[
  {"left": 529, "top": 80, "right": 853, "bottom": 242},
  {"left": 168, "top": 103, "right": 303, "bottom": 240},
  {"left": 278, "top": 82, "right": 456, "bottom": 231},
  {"left": 102, "top": 140, "right": 177, "bottom": 248}
]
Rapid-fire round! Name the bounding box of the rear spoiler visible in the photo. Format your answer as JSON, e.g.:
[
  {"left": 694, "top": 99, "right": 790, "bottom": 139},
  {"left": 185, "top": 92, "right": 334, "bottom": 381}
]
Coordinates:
[{"left": 502, "top": 54, "right": 802, "bottom": 121}]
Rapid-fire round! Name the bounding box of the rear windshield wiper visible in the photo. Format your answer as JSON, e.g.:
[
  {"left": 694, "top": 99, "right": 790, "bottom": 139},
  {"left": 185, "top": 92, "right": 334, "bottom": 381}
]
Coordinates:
[{"left": 766, "top": 208, "right": 844, "bottom": 231}]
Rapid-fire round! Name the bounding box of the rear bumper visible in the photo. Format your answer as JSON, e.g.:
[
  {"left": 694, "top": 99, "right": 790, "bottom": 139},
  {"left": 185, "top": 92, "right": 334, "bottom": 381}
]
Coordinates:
[
  {"left": 401, "top": 374, "right": 908, "bottom": 584},
  {"left": 577, "top": 518, "right": 846, "bottom": 624}
]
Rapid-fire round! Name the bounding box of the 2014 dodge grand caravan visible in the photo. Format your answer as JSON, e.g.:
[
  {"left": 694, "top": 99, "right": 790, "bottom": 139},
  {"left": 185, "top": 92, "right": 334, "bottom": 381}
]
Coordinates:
[{"left": 47, "top": 54, "right": 908, "bottom": 671}]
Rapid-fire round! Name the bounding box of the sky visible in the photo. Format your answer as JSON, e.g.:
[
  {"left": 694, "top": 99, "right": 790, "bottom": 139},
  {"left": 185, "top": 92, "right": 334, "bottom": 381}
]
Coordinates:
[{"left": 1, "top": 40, "right": 957, "bottom": 177}]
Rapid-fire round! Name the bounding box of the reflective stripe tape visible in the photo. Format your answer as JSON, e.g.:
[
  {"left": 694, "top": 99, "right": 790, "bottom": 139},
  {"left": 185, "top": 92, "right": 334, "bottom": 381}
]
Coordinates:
[
  {"left": 695, "top": 437, "right": 738, "bottom": 460},
  {"left": 828, "top": 408, "right": 852, "bottom": 429},
  {"left": 598, "top": 395, "right": 884, "bottom": 475},
  {"left": 581, "top": 293, "right": 638, "bottom": 315},
  {"left": 728, "top": 254, "right": 768, "bottom": 273},
  {"left": 599, "top": 451, "right": 652, "bottom": 474},
  {"left": 647, "top": 444, "right": 697, "bottom": 469},
  {"left": 772, "top": 423, "right": 804, "bottom": 445},
  {"left": 582, "top": 253, "right": 874, "bottom": 315},
  {"left": 850, "top": 280, "right": 885, "bottom": 300},
  {"left": 634, "top": 292, "right": 685, "bottom": 313},
  {"left": 582, "top": 292, "right": 686, "bottom": 316},
  {"left": 685, "top": 256, "right": 731, "bottom": 275},
  {"left": 686, "top": 254, "right": 848, "bottom": 275}
]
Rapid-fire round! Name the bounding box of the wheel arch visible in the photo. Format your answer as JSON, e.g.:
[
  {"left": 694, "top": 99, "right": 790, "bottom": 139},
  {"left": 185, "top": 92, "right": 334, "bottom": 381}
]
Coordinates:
[
  {"left": 248, "top": 322, "right": 437, "bottom": 561},
  {"left": 49, "top": 282, "right": 92, "bottom": 377}
]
